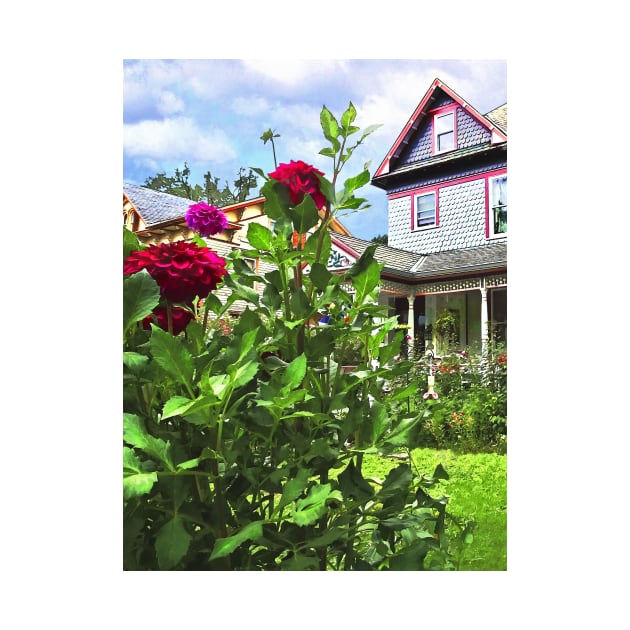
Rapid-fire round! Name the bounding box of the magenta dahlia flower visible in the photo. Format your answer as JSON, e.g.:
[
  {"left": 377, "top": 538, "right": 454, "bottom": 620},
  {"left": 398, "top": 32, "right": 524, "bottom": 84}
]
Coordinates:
[
  {"left": 142, "top": 306, "right": 195, "bottom": 335},
  {"left": 185, "top": 202, "right": 228, "bottom": 237},
  {"left": 268, "top": 160, "right": 326, "bottom": 209},
  {"left": 123, "top": 240, "right": 227, "bottom": 304}
]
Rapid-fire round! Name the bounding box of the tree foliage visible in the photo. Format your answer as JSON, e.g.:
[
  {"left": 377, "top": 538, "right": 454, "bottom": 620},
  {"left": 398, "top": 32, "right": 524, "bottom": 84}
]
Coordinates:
[{"left": 144, "top": 162, "right": 258, "bottom": 207}]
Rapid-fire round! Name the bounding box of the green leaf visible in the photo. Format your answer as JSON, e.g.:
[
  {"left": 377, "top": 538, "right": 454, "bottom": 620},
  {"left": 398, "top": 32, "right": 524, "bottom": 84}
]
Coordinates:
[
  {"left": 161, "top": 394, "right": 219, "bottom": 422},
  {"left": 303, "top": 229, "right": 331, "bottom": 265},
  {"left": 260, "top": 179, "right": 291, "bottom": 220},
  {"left": 123, "top": 471, "right": 158, "bottom": 500},
  {"left": 338, "top": 460, "right": 374, "bottom": 501},
  {"left": 210, "top": 521, "right": 263, "bottom": 561},
  {"left": 318, "top": 147, "right": 336, "bottom": 158},
  {"left": 227, "top": 360, "right": 259, "bottom": 390},
  {"left": 275, "top": 467, "right": 312, "bottom": 513},
  {"left": 309, "top": 263, "right": 333, "bottom": 291},
  {"left": 282, "top": 353, "right": 306, "bottom": 390},
  {"left": 289, "top": 287, "right": 312, "bottom": 319},
  {"left": 350, "top": 259, "right": 382, "bottom": 303},
  {"left": 149, "top": 325, "right": 194, "bottom": 391},
  {"left": 342, "top": 169, "right": 371, "bottom": 198},
  {"left": 384, "top": 416, "right": 422, "bottom": 447},
  {"left": 320, "top": 106, "right": 341, "bottom": 149},
  {"left": 315, "top": 175, "right": 336, "bottom": 207},
  {"left": 247, "top": 222, "right": 273, "bottom": 251},
  {"left": 123, "top": 226, "right": 143, "bottom": 260},
  {"left": 222, "top": 274, "right": 260, "bottom": 305},
  {"left": 123, "top": 447, "right": 157, "bottom": 499},
  {"left": 433, "top": 463, "right": 449, "bottom": 481},
  {"left": 123, "top": 270, "right": 160, "bottom": 335},
  {"left": 155, "top": 516, "right": 191, "bottom": 570},
  {"left": 377, "top": 464, "right": 413, "bottom": 501},
  {"left": 340, "top": 102, "right": 357, "bottom": 132},
  {"left": 289, "top": 194, "right": 320, "bottom": 234},
  {"left": 123, "top": 413, "right": 175, "bottom": 470},
  {"left": 292, "top": 483, "right": 331, "bottom": 526},
  {"left": 122, "top": 352, "right": 149, "bottom": 374}
]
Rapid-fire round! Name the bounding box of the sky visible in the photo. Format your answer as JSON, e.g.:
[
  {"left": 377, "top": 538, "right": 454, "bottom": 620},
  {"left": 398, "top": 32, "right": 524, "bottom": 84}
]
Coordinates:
[{"left": 123, "top": 59, "right": 507, "bottom": 240}]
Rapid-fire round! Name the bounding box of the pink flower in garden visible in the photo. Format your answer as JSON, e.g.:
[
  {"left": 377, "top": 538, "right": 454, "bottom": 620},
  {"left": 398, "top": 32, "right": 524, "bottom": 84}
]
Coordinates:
[
  {"left": 185, "top": 202, "right": 228, "bottom": 237},
  {"left": 123, "top": 240, "right": 227, "bottom": 304},
  {"left": 268, "top": 160, "right": 327, "bottom": 209},
  {"left": 423, "top": 391, "right": 439, "bottom": 400},
  {"left": 142, "top": 306, "right": 194, "bottom": 335}
]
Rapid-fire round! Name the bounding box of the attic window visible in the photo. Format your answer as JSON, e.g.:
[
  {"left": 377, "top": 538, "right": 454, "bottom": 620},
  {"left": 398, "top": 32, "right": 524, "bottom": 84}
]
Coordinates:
[{"left": 433, "top": 106, "right": 457, "bottom": 153}]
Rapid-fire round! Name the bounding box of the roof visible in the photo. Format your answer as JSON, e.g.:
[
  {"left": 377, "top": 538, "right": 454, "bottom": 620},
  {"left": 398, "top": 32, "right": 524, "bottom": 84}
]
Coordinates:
[
  {"left": 333, "top": 233, "right": 506, "bottom": 281},
  {"left": 485, "top": 104, "right": 507, "bottom": 133},
  {"left": 124, "top": 182, "right": 197, "bottom": 227},
  {"left": 124, "top": 181, "right": 351, "bottom": 235},
  {"left": 374, "top": 78, "right": 507, "bottom": 178}
]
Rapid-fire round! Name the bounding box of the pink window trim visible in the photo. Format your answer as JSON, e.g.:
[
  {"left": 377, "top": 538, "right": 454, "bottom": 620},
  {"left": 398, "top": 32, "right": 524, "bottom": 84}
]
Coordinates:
[
  {"left": 431, "top": 104, "right": 458, "bottom": 155},
  {"left": 388, "top": 168, "right": 507, "bottom": 201},
  {"left": 410, "top": 185, "right": 440, "bottom": 231},
  {"left": 485, "top": 168, "right": 507, "bottom": 238}
]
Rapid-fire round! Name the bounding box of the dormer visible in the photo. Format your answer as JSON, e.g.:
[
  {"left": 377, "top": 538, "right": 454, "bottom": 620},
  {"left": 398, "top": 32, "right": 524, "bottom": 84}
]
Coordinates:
[{"left": 373, "top": 78, "right": 507, "bottom": 180}]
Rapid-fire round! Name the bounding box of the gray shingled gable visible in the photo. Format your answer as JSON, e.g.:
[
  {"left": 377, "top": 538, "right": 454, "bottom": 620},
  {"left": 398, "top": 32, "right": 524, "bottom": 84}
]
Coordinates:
[
  {"left": 333, "top": 233, "right": 506, "bottom": 279},
  {"left": 124, "top": 182, "right": 192, "bottom": 227}
]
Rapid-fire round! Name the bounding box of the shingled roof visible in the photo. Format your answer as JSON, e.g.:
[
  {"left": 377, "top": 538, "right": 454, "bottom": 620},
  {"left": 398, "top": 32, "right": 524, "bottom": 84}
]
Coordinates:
[
  {"left": 333, "top": 233, "right": 506, "bottom": 280},
  {"left": 485, "top": 104, "right": 507, "bottom": 133},
  {"left": 124, "top": 182, "right": 193, "bottom": 227}
]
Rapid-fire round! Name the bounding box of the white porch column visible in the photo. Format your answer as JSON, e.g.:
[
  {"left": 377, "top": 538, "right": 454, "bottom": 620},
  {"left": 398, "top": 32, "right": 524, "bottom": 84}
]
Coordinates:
[
  {"left": 407, "top": 294, "right": 415, "bottom": 358},
  {"left": 480, "top": 283, "right": 489, "bottom": 359}
]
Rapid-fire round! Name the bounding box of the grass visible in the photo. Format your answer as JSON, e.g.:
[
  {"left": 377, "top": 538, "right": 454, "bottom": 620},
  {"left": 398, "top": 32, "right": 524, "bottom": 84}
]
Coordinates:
[{"left": 361, "top": 448, "right": 507, "bottom": 570}]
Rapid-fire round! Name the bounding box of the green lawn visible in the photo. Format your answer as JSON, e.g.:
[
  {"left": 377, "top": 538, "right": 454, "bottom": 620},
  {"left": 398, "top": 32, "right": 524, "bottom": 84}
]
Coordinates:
[{"left": 361, "top": 448, "right": 507, "bottom": 570}]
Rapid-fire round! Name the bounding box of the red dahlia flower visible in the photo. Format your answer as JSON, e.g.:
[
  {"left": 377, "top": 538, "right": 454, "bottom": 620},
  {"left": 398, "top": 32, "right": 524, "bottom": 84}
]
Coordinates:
[
  {"left": 123, "top": 241, "right": 227, "bottom": 303},
  {"left": 185, "top": 202, "right": 228, "bottom": 237},
  {"left": 268, "top": 160, "right": 326, "bottom": 209},
  {"left": 142, "top": 306, "right": 194, "bottom": 335}
]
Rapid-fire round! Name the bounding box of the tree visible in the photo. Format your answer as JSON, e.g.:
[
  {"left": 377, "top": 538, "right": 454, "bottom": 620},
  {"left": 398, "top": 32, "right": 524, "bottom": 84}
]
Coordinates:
[
  {"left": 144, "top": 163, "right": 258, "bottom": 207},
  {"left": 370, "top": 234, "right": 388, "bottom": 245}
]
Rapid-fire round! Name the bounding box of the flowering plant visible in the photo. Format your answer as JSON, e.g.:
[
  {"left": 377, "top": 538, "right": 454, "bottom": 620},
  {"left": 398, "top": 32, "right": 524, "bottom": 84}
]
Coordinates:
[
  {"left": 123, "top": 102, "right": 455, "bottom": 571},
  {"left": 268, "top": 159, "right": 326, "bottom": 209},
  {"left": 185, "top": 201, "right": 229, "bottom": 237},
  {"left": 123, "top": 240, "right": 227, "bottom": 304}
]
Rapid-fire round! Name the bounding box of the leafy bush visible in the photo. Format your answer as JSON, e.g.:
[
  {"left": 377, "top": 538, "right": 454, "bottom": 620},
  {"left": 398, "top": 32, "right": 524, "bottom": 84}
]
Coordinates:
[
  {"left": 385, "top": 346, "right": 507, "bottom": 454},
  {"left": 123, "top": 104, "right": 457, "bottom": 570}
]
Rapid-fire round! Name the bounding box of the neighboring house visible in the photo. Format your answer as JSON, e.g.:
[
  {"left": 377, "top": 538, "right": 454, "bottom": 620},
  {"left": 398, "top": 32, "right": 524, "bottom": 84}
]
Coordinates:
[
  {"left": 123, "top": 181, "right": 350, "bottom": 313},
  {"left": 327, "top": 77, "right": 507, "bottom": 356}
]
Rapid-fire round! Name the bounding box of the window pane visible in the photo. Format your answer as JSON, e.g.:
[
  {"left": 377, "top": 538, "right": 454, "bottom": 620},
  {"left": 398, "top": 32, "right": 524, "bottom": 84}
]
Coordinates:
[
  {"left": 416, "top": 193, "right": 436, "bottom": 227},
  {"left": 491, "top": 176, "right": 507, "bottom": 234},
  {"left": 435, "top": 112, "right": 453, "bottom": 133},
  {"left": 492, "top": 176, "right": 507, "bottom": 206},
  {"left": 437, "top": 131, "right": 454, "bottom": 151}
]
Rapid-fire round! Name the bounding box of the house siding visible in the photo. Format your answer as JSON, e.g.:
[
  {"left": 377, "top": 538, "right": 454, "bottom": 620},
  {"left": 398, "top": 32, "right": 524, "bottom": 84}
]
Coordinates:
[{"left": 388, "top": 177, "right": 507, "bottom": 254}]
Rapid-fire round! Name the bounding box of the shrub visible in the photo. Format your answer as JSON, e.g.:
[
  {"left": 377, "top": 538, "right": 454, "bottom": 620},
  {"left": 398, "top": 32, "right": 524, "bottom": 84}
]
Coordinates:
[{"left": 123, "top": 104, "right": 457, "bottom": 570}]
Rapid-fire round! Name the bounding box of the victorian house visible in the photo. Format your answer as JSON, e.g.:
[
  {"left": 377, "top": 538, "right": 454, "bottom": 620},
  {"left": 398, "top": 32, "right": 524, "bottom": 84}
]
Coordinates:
[{"left": 326, "top": 78, "right": 507, "bottom": 356}]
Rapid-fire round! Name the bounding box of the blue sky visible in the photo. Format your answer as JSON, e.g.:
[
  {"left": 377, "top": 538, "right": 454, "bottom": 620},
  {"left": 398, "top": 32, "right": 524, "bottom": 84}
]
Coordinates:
[{"left": 123, "top": 59, "right": 506, "bottom": 240}]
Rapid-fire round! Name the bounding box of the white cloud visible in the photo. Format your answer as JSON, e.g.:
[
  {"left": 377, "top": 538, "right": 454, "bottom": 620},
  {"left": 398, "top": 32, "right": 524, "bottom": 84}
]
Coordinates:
[
  {"left": 242, "top": 59, "right": 349, "bottom": 86},
  {"left": 123, "top": 117, "right": 237, "bottom": 164},
  {"left": 232, "top": 96, "right": 271, "bottom": 116},
  {"left": 157, "top": 91, "right": 185, "bottom": 116}
]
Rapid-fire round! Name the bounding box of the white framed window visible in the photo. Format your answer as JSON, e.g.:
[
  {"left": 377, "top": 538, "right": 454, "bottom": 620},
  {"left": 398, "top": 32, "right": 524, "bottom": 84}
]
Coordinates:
[
  {"left": 415, "top": 191, "right": 437, "bottom": 229},
  {"left": 434, "top": 111, "right": 455, "bottom": 153},
  {"left": 489, "top": 175, "right": 507, "bottom": 236}
]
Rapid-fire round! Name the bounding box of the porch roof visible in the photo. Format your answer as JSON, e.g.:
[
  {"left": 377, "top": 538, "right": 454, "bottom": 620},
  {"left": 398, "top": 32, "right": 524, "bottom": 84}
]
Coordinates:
[{"left": 333, "top": 233, "right": 506, "bottom": 281}]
